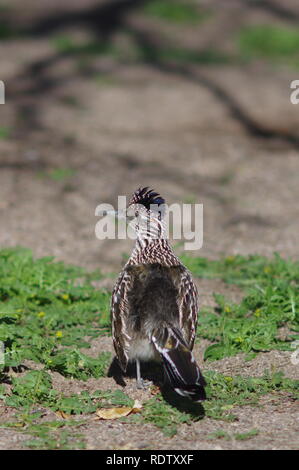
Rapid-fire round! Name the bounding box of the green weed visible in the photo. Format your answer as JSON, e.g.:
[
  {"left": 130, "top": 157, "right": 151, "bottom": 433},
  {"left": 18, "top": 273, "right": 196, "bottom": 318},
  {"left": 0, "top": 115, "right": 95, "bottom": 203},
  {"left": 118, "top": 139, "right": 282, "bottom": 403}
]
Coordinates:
[
  {"left": 143, "top": 0, "right": 208, "bottom": 24},
  {"left": 48, "top": 168, "right": 76, "bottom": 181},
  {"left": 2, "top": 365, "right": 134, "bottom": 415},
  {"left": 0, "top": 127, "right": 10, "bottom": 139},
  {"left": 139, "top": 394, "right": 202, "bottom": 437},
  {"left": 182, "top": 253, "right": 299, "bottom": 360},
  {"left": 0, "top": 247, "right": 110, "bottom": 377},
  {"left": 234, "top": 428, "right": 259, "bottom": 440},
  {"left": 129, "top": 369, "right": 298, "bottom": 436},
  {"left": 204, "top": 369, "right": 298, "bottom": 421},
  {"left": 52, "top": 36, "right": 120, "bottom": 59},
  {"left": 238, "top": 25, "right": 299, "bottom": 67},
  {"left": 2, "top": 414, "right": 87, "bottom": 450},
  {"left": 0, "top": 248, "right": 298, "bottom": 443},
  {"left": 207, "top": 429, "right": 230, "bottom": 440},
  {"left": 207, "top": 428, "right": 259, "bottom": 440}
]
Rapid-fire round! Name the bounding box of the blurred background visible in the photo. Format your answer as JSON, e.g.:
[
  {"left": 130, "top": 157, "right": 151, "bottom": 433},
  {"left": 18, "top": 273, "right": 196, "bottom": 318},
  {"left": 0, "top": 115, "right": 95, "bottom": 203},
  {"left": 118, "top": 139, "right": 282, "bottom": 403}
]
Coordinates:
[{"left": 0, "top": 0, "right": 298, "bottom": 272}]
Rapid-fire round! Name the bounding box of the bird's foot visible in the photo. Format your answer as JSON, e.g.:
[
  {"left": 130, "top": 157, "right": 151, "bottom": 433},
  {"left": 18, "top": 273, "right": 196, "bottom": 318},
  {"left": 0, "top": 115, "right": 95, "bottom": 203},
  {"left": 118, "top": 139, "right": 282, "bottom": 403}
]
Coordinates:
[{"left": 136, "top": 378, "right": 153, "bottom": 390}]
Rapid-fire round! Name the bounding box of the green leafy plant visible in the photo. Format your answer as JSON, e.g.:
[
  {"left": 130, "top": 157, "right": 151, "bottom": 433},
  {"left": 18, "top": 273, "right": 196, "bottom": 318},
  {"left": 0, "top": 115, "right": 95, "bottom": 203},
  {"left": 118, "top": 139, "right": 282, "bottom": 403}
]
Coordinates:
[
  {"left": 44, "top": 167, "right": 76, "bottom": 181},
  {"left": 234, "top": 428, "right": 259, "bottom": 440},
  {"left": 182, "top": 253, "right": 299, "bottom": 360},
  {"left": 0, "top": 247, "right": 110, "bottom": 377},
  {"left": 143, "top": 0, "right": 208, "bottom": 24},
  {"left": 238, "top": 25, "right": 299, "bottom": 67},
  {"left": 1, "top": 248, "right": 298, "bottom": 444},
  {"left": 0, "top": 127, "right": 10, "bottom": 139},
  {"left": 140, "top": 394, "right": 202, "bottom": 437},
  {"left": 204, "top": 369, "right": 298, "bottom": 421},
  {"left": 129, "top": 370, "right": 298, "bottom": 435}
]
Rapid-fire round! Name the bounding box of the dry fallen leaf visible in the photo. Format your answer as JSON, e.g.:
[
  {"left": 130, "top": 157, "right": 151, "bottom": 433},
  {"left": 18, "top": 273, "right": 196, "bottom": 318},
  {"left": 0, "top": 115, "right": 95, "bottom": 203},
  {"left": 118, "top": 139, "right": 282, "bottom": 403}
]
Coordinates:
[
  {"left": 132, "top": 399, "right": 142, "bottom": 411},
  {"left": 12, "top": 422, "right": 26, "bottom": 428},
  {"left": 150, "top": 385, "right": 161, "bottom": 396},
  {"left": 96, "top": 407, "right": 132, "bottom": 420},
  {"left": 55, "top": 410, "right": 71, "bottom": 419},
  {"left": 95, "top": 400, "right": 142, "bottom": 420}
]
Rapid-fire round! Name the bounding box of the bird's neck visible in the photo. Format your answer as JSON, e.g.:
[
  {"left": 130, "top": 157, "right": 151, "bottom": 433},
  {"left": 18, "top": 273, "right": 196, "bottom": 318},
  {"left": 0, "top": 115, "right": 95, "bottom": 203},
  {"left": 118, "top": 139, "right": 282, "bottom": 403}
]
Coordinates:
[
  {"left": 128, "top": 236, "right": 180, "bottom": 267},
  {"left": 126, "top": 212, "right": 180, "bottom": 266}
]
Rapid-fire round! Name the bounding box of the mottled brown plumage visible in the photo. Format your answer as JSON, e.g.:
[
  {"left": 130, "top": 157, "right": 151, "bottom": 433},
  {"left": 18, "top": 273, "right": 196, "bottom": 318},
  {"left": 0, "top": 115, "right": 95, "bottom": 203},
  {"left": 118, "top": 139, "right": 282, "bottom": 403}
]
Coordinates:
[{"left": 111, "top": 187, "right": 206, "bottom": 400}]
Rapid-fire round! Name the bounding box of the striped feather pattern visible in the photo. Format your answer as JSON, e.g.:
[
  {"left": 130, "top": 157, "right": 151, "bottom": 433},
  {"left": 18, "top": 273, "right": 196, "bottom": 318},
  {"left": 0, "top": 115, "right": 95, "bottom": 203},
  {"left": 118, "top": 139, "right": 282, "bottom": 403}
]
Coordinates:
[
  {"left": 152, "top": 326, "right": 206, "bottom": 401},
  {"left": 110, "top": 187, "right": 206, "bottom": 400}
]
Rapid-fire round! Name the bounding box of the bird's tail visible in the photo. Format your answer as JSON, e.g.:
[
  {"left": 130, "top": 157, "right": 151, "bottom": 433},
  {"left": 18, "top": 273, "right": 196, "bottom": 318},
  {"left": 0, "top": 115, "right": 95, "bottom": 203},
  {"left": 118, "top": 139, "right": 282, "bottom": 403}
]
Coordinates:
[{"left": 152, "top": 326, "right": 206, "bottom": 401}]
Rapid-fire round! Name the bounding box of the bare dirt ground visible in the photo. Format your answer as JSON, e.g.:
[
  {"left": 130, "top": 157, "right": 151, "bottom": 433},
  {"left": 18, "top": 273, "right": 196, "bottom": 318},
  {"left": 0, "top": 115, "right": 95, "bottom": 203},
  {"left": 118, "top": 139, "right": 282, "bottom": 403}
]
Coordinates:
[{"left": 0, "top": 0, "right": 298, "bottom": 450}]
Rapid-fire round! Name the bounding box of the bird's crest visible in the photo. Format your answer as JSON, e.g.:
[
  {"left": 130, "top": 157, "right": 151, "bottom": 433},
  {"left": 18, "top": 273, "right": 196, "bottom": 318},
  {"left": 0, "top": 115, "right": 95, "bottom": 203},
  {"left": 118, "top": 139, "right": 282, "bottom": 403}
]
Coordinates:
[{"left": 129, "top": 187, "right": 165, "bottom": 210}]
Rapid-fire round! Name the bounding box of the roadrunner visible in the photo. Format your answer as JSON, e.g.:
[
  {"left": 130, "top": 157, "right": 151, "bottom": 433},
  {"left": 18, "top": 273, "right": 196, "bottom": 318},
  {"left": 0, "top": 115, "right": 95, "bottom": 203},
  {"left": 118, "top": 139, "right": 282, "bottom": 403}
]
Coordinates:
[{"left": 111, "top": 187, "right": 206, "bottom": 401}]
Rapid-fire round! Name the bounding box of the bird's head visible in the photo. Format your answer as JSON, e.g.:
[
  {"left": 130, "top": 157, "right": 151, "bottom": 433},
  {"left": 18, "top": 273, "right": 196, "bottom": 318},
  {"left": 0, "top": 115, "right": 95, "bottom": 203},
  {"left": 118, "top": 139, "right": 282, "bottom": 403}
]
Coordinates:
[
  {"left": 126, "top": 187, "right": 166, "bottom": 239},
  {"left": 128, "top": 187, "right": 165, "bottom": 208},
  {"left": 99, "top": 187, "right": 166, "bottom": 240},
  {"left": 128, "top": 186, "right": 165, "bottom": 214}
]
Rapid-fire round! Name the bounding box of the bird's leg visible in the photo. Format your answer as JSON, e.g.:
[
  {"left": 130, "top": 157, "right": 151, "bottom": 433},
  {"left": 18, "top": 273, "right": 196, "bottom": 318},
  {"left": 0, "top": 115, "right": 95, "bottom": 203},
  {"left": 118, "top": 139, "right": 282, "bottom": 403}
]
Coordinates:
[
  {"left": 136, "top": 359, "right": 152, "bottom": 389},
  {"left": 136, "top": 359, "right": 143, "bottom": 389}
]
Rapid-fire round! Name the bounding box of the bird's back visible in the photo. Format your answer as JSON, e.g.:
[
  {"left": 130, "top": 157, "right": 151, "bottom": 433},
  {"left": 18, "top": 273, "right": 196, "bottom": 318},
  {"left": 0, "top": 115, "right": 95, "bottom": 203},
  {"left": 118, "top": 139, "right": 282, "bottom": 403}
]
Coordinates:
[
  {"left": 123, "top": 263, "right": 206, "bottom": 400},
  {"left": 126, "top": 264, "right": 182, "bottom": 336}
]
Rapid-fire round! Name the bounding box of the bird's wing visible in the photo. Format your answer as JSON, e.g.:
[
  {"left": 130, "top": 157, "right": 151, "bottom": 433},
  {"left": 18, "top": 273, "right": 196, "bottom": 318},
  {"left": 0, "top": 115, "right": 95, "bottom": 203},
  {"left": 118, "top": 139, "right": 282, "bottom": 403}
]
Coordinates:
[
  {"left": 177, "top": 268, "right": 198, "bottom": 349},
  {"left": 152, "top": 325, "right": 206, "bottom": 401},
  {"left": 111, "top": 268, "right": 133, "bottom": 372}
]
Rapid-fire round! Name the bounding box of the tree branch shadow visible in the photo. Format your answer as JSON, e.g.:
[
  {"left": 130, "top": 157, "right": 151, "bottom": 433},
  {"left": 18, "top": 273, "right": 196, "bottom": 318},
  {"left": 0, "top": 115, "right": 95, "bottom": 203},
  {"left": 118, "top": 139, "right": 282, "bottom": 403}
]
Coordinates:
[
  {"left": 242, "top": 0, "right": 299, "bottom": 24},
  {"left": 5, "top": 0, "right": 299, "bottom": 149},
  {"left": 127, "top": 25, "right": 299, "bottom": 149}
]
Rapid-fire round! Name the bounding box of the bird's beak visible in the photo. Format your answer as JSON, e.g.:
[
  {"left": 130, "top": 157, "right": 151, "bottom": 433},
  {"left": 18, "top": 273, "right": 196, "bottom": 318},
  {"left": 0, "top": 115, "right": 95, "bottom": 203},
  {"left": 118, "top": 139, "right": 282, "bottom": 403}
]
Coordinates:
[
  {"left": 99, "top": 209, "right": 126, "bottom": 219},
  {"left": 99, "top": 208, "right": 135, "bottom": 223}
]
